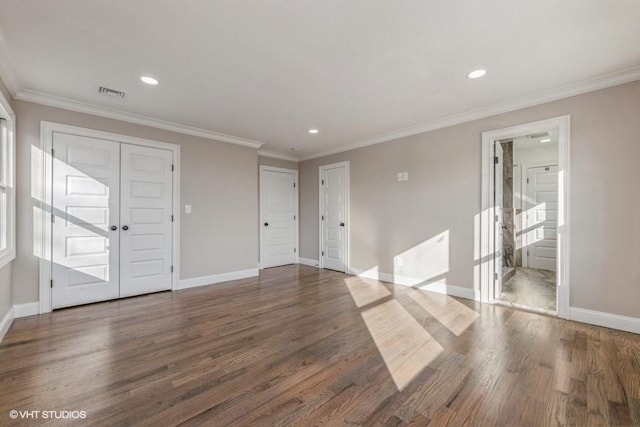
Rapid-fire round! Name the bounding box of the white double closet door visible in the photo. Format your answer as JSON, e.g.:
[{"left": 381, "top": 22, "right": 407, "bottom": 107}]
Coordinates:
[{"left": 52, "top": 133, "right": 173, "bottom": 309}]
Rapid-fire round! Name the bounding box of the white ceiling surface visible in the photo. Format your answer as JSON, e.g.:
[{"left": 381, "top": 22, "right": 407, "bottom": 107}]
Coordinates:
[
  {"left": 0, "top": 1, "right": 639, "bottom": 159},
  {"left": 513, "top": 138, "right": 558, "bottom": 153}
]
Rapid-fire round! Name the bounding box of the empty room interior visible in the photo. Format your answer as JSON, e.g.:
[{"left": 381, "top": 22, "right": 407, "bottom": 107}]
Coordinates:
[{"left": 0, "top": 1, "right": 639, "bottom": 426}]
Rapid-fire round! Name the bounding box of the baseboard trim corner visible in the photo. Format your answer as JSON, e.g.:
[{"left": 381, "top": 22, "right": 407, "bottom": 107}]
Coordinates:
[
  {"left": 298, "top": 258, "right": 319, "bottom": 267},
  {"left": 350, "top": 267, "right": 478, "bottom": 301},
  {"left": 178, "top": 268, "right": 259, "bottom": 290},
  {"left": 14, "top": 302, "right": 40, "bottom": 318},
  {"left": 0, "top": 306, "right": 14, "bottom": 343},
  {"left": 569, "top": 307, "right": 640, "bottom": 334}
]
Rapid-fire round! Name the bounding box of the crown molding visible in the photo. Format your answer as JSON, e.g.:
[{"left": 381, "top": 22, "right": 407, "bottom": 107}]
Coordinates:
[
  {"left": 7, "top": 61, "right": 640, "bottom": 159},
  {"left": 0, "top": 81, "right": 15, "bottom": 119},
  {"left": 300, "top": 65, "right": 640, "bottom": 161},
  {"left": 0, "top": 60, "right": 20, "bottom": 98},
  {"left": 0, "top": 31, "right": 21, "bottom": 97},
  {"left": 257, "top": 149, "right": 299, "bottom": 162},
  {"left": 14, "top": 89, "right": 265, "bottom": 149}
]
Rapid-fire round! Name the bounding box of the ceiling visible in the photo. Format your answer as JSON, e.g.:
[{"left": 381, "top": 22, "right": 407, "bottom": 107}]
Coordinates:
[
  {"left": 512, "top": 130, "right": 559, "bottom": 151},
  {"left": 0, "top": 1, "right": 639, "bottom": 160}
]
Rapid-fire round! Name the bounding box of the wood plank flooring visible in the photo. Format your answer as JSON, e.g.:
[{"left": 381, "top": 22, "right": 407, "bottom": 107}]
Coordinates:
[{"left": 1, "top": 265, "right": 639, "bottom": 426}]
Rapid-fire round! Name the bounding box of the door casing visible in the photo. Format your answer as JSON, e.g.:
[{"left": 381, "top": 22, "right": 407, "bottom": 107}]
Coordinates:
[
  {"left": 259, "top": 165, "right": 299, "bottom": 269},
  {"left": 318, "top": 161, "right": 350, "bottom": 273},
  {"left": 39, "top": 122, "right": 181, "bottom": 313},
  {"left": 481, "top": 116, "right": 570, "bottom": 319},
  {"left": 494, "top": 142, "right": 504, "bottom": 300}
]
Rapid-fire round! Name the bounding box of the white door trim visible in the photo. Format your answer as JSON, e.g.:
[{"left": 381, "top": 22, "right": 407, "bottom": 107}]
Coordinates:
[
  {"left": 259, "top": 165, "right": 299, "bottom": 269},
  {"left": 481, "top": 116, "right": 570, "bottom": 319},
  {"left": 38, "top": 121, "right": 181, "bottom": 313},
  {"left": 318, "top": 161, "right": 350, "bottom": 273}
]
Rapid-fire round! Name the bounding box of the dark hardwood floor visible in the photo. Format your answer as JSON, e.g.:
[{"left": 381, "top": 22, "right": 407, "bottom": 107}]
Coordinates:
[{"left": 1, "top": 265, "right": 639, "bottom": 426}]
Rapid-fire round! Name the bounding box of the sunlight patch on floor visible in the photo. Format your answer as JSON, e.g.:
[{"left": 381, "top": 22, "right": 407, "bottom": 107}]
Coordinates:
[
  {"left": 360, "top": 299, "right": 443, "bottom": 391},
  {"left": 344, "top": 275, "right": 391, "bottom": 308},
  {"left": 407, "top": 290, "right": 479, "bottom": 336}
]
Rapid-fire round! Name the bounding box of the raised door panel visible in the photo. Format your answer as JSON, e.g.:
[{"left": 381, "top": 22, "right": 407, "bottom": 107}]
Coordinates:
[
  {"left": 51, "top": 133, "right": 120, "bottom": 308},
  {"left": 120, "top": 144, "right": 173, "bottom": 297}
]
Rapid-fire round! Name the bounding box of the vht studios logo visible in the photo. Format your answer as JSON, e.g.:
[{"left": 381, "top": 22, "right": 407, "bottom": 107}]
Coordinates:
[{"left": 9, "top": 410, "right": 87, "bottom": 420}]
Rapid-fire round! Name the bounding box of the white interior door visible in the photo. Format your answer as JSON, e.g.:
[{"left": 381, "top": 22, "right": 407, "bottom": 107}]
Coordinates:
[
  {"left": 51, "top": 133, "right": 121, "bottom": 309},
  {"left": 120, "top": 144, "right": 173, "bottom": 297},
  {"left": 494, "top": 143, "right": 504, "bottom": 298},
  {"left": 525, "top": 165, "right": 558, "bottom": 271},
  {"left": 260, "top": 167, "right": 297, "bottom": 269},
  {"left": 321, "top": 164, "right": 347, "bottom": 272}
]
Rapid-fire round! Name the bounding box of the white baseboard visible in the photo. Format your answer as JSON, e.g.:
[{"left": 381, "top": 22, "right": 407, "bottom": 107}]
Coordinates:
[
  {"left": 298, "top": 258, "right": 319, "bottom": 267},
  {"left": 569, "top": 307, "right": 640, "bottom": 334},
  {"left": 14, "top": 302, "right": 39, "bottom": 318},
  {"left": 178, "top": 268, "right": 259, "bottom": 290},
  {"left": 0, "top": 306, "right": 14, "bottom": 342},
  {"left": 349, "top": 267, "right": 478, "bottom": 301}
]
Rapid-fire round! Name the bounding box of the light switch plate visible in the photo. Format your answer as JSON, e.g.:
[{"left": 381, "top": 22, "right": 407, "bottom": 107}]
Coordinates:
[{"left": 185, "top": 204, "right": 192, "bottom": 214}]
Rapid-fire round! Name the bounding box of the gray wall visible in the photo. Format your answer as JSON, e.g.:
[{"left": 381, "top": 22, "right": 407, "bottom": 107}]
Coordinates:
[
  {"left": 300, "top": 80, "right": 640, "bottom": 319},
  {"left": 13, "top": 100, "right": 259, "bottom": 305},
  {"left": 0, "top": 76, "right": 13, "bottom": 320}
]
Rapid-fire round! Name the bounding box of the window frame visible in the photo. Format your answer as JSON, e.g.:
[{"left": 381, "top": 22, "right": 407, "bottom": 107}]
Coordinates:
[{"left": 0, "top": 89, "right": 16, "bottom": 270}]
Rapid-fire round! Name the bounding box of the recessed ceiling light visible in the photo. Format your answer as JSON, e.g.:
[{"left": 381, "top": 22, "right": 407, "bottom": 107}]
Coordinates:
[
  {"left": 467, "top": 69, "right": 487, "bottom": 79},
  {"left": 308, "top": 129, "right": 319, "bottom": 134},
  {"left": 290, "top": 148, "right": 299, "bottom": 152},
  {"left": 539, "top": 138, "right": 551, "bottom": 143},
  {"left": 140, "top": 76, "right": 159, "bottom": 85}
]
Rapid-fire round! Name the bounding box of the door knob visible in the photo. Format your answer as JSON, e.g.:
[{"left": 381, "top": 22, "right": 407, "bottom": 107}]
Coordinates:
[
  {"left": 122, "top": 225, "right": 129, "bottom": 230},
  {"left": 264, "top": 222, "right": 269, "bottom": 227},
  {"left": 340, "top": 222, "right": 345, "bottom": 227},
  {"left": 110, "top": 225, "right": 117, "bottom": 231}
]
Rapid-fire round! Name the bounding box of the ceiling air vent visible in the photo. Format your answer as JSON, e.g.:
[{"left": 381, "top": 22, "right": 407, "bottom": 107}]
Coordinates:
[{"left": 98, "top": 86, "right": 126, "bottom": 99}]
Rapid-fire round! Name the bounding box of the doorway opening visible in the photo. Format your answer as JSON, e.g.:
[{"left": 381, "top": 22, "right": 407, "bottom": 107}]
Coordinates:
[
  {"left": 481, "top": 116, "right": 570, "bottom": 318},
  {"left": 495, "top": 132, "right": 559, "bottom": 313}
]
